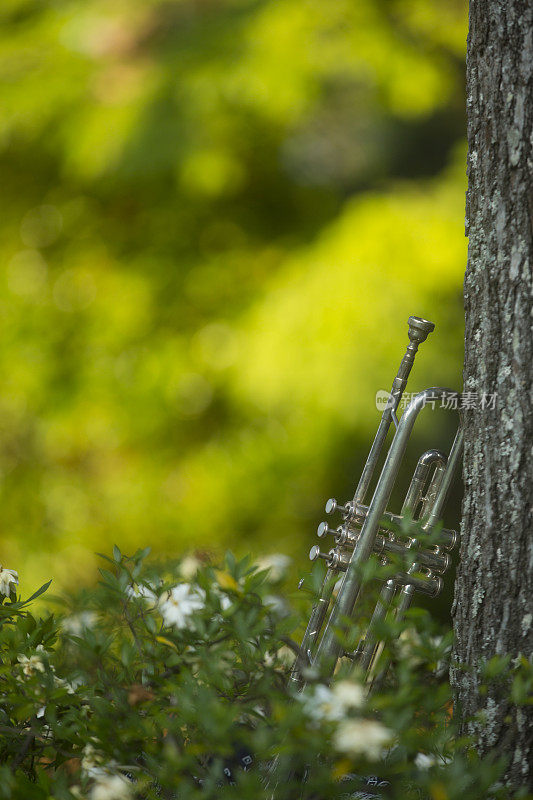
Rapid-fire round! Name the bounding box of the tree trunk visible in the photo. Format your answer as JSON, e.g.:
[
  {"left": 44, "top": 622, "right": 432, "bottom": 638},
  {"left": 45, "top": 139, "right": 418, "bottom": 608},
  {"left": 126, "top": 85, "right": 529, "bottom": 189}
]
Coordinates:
[{"left": 451, "top": 0, "right": 532, "bottom": 790}]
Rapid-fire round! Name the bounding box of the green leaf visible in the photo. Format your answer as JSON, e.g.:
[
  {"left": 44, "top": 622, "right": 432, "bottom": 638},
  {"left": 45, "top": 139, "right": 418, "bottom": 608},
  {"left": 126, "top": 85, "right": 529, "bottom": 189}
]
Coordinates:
[
  {"left": 481, "top": 654, "right": 512, "bottom": 680},
  {"left": 24, "top": 580, "right": 52, "bottom": 604}
]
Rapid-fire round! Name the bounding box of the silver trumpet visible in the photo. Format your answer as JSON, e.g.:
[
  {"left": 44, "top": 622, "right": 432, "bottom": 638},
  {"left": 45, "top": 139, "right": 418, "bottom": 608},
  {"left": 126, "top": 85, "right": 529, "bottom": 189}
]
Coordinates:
[{"left": 290, "top": 315, "right": 463, "bottom": 688}]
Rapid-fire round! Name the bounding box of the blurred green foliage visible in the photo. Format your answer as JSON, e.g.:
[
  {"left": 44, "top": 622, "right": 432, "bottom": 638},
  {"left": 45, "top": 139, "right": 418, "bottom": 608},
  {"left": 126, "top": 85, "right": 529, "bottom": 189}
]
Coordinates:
[{"left": 0, "top": 0, "right": 467, "bottom": 593}]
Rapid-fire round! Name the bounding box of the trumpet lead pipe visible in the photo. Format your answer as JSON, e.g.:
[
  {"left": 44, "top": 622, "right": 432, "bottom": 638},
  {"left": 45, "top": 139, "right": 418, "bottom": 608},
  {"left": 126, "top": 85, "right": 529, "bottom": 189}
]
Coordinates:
[{"left": 353, "top": 317, "right": 435, "bottom": 507}]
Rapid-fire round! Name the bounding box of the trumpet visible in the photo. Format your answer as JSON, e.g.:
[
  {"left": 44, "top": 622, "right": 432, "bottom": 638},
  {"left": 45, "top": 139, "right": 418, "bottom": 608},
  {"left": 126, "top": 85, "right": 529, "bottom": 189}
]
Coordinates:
[{"left": 290, "top": 316, "right": 463, "bottom": 688}]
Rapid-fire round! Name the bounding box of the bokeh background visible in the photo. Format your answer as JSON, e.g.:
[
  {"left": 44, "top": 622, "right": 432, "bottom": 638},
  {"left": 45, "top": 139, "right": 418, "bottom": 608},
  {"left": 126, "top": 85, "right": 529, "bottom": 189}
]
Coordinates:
[{"left": 0, "top": 0, "right": 467, "bottom": 597}]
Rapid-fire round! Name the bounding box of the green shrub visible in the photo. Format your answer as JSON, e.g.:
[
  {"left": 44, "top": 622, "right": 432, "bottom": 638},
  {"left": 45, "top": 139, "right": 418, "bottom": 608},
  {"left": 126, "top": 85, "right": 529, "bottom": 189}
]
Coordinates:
[{"left": 0, "top": 549, "right": 530, "bottom": 799}]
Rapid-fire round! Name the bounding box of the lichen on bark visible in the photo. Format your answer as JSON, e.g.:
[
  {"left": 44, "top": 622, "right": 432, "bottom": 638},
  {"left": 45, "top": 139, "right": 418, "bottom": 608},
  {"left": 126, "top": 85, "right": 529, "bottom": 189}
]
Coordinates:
[{"left": 452, "top": 0, "right": 533, "bottom": 790}]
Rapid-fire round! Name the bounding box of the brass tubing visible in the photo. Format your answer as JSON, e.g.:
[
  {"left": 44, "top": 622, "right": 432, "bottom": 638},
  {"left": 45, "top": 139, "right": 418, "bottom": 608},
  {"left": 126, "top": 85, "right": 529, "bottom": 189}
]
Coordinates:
[
  {"left": 353, "top": 317, "right": 435, "bottom": 506},
  {"left": 311, "top": 544, "right": 443, "bottom": 596},
  {"left": 289, "top": 569, "right": 336, "bottom": 687},
  {"left": 367, "top": 432, "right": 463, "bottom": 692},
  {"left": 378, "top": 536, "right": 449, "bottom": 574},
  {"left": 292, "top": 319, "right": 437, "bottom": 687},
  {"left": 335, "top": 528, "right": 450, "bottom": 574},
  {"left": 357, "top": 579, "right": 396, "bottom": 674},
  {"left": 420, "top": 463, "right": 447, "bottom": 521},
  {"left": 422, "top": 426, "right": 464, "bottom": 531},
  {"left": 370, "top": 432, "right": 463, "bottom": 692},
  {"left": 395, "top": 582, "right": 416, "bottom": 620},
  {"left": 346, "top": 504, "right": 458, "bottom": 550},
  {"left": 369, "top": 584, "right": 415, "bottom": 695},
  {"left": 313, "top": 388, "right": 459, "bottom": 678},
  {"left": 401, "top": 449, "right": 447, "bottom": 516},
  {"left": 395, "top": 571, "right": 442, "bottom": 597},
  {"left": 347, "top": 451, "right": 447, "bottom": 680}
]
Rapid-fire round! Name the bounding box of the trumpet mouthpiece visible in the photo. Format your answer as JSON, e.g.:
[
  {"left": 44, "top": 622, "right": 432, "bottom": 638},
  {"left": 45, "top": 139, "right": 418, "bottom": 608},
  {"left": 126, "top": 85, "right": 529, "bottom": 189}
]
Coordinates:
[{"left": 407, "top": 316, "right": 435, "bottom": 344}]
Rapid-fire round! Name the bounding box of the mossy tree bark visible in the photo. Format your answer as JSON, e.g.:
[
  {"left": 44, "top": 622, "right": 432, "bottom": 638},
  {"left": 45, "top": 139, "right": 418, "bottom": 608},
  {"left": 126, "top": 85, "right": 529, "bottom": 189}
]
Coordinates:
[{"left": 451, "top": 0, "right": 532, "bottom": 789}]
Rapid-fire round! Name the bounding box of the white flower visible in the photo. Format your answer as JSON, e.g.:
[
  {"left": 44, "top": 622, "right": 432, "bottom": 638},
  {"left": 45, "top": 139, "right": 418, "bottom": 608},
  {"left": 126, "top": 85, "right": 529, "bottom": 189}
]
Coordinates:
[
  {"left": 62, "top": 611, "right": 97, "bottom": 634},
  {"left": 81, "top": 743, "right": 105, "bottom": 779},
  {"left": 90, "top": 773, "right": 132, "bottom": 800},
  {"left": 219, "top": 593, "right": 232, "bottom": 611},
  {"left": 414, "top": 752, "right": 437, "bottom": 770},
  {"left": 257, "top": 553, "right": 291, "bottom": 582},
  {"left": 0, "top": 567, "right": 18, "bottom": 597},
  {"left": 159, "top": 584, "right": 205, "bottom": 629},
  {"left": 333, "top": 718, "right": 392, "bottom": 761},
  {"left": 301, "top": 680, "right": 365, "bottom": 722},
  {"left": 264, "top": 645, "right": 295, "bottom": 668},
  {"left": 54, "top": 675, "right": 77, "bottom": 694},
  {"left": 302, "top": 684, "right": 345, "bottom": 722},
  {"left": 18, "top": 653, "right": 46, "bottom": 677},
  {"left": 125, "top": 584, "right": 156, "bottom": 603},
  {"left": 414, "top": 752, "right": 451, "bottom": 770},
  {"left": 332, "top": 680, "right": 365, "bottom": 711},
  {"left": 18, "top": 645, "right": 52, "bottom": 678},
  {"left": 179, "top": 555, "right": 201, "bottom": 580}
]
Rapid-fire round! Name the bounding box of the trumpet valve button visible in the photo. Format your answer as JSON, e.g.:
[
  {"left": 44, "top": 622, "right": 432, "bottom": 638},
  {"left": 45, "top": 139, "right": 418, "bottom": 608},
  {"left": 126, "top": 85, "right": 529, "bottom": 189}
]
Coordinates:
[
  {"left": 309, "top": 545, "right": 329, "bottom": 563},
  {"left": 325, "top": 498, "right": 347, "bottom": 516},
  {"left": 317, "top": 521, "right": 336, "bottom": 538}
]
